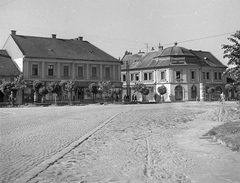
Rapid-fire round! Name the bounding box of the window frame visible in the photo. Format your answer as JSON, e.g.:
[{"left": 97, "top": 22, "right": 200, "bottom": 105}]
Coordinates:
[
  {"left": 176, "top": 71, "right": 181, "bottom": 80},
  {"left": 77, "top": 66, "right": 84, "bottom": 77},
  {"left": 105, "top": 67, "right": 111, "bottom": 78},
  {"left": 32, "top": 64, "right": 38, "bottom": 76},
  {"left": 48, "top": 64, "right": 54, "bottom": 76},
  {"left": 63, "top": 65, "right": 69, "bottom": 77},
  {"left": 91, "top": 66, "right": 97, "bottom": 78}
]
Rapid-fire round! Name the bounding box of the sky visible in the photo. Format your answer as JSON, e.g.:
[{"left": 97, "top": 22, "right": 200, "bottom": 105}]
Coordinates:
[{"left": 0, "top": 0, "right": 239, "bottom": 65}]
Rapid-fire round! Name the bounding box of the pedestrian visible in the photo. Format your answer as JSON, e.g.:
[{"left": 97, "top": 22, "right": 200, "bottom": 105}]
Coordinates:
[
  {"left": 196, "top": 96, "right": 199, "bottom": 102},
  {"left": 220, "top": 92, "right": 225, "bottom": 104},
  {"left": 132, "top": 94, "right": 135, "bottom": 102},
  {"left": 134, "top": 95, "right": 137, "bottom": 102},
  {"left": 9, "top": 91, "right": 15, "bottom": 107}
]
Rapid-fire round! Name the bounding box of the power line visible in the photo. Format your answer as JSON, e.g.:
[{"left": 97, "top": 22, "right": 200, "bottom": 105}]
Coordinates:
[{"left": 0, "top": 0, "right": 17, "bottom": 7}]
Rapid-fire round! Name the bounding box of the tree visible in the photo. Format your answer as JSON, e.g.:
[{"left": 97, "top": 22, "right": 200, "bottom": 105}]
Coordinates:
[
  {"left": 132, "top": 82, "right": 149, "bottom": 102},
  {"left": 47, "top": 82, "right": 61, "bottom": 105},
  {"left": 222, "top": 30, "right": 240, "bottom": 83},
  {"left": 60, "top": 80, "right": 75, "bottom": 105},
  {"left": 98, "top": 81, "right": 114, "bottom": 103},
  {"left": 88, "top": 83, "right": 99, "bottom": 102},
  {"left": 33, "top": 80, "right": 43, "bottom": 103},
  {"left": 0, "top": 74, "right": 27, "bottom": 104},
  {"left": 207, "top": 87, "right": 215, "bottom": 102},
  {"left": 39, "top": 86, "right": 49, "bottom": 103},
  {"left": 157, "top": 85, "right": 167, "bottom": 103},
  {"left": 0, "top": 81, "right": 12, "bottom": 95}
]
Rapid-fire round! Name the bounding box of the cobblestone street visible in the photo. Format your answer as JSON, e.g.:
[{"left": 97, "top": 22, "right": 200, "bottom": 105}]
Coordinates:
[
  {"left": 1, "top": 102, "right": 240, "bottom": 183},
  {"left": 0, "top": 105, "right": 127, "bottom": 183}
]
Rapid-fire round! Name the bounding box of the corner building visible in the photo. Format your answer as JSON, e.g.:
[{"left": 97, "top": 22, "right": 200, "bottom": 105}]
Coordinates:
[{"left": 121, "top": 43, "right": 227, "bottom": 102}]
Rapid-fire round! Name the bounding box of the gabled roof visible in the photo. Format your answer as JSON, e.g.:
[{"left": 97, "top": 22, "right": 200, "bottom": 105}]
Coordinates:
[
  {"left": 11, "top": 34, "right": 119, "bottom": 62},
  {"left": 121, "top": 53, "right": 144, "bottom": 70},
  {"left": 0, "top": 50, "right": 20, "bottom": 76}
]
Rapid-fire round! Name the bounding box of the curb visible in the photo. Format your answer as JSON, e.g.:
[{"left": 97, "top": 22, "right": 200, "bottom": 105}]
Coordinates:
[{"left": 14, "top": 112, "right": 120, "bottom": 183}]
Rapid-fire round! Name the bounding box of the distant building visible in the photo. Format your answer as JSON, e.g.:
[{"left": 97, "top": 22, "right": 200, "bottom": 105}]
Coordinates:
[
  {"left": 0, "top": 50, "right": 21, "bottom": 102},
  {"left": 3, "top": 30, "right": 122, "bottom": 103},
  {"left": 121, "top": 43, "right": 227, "bottom": 102}
]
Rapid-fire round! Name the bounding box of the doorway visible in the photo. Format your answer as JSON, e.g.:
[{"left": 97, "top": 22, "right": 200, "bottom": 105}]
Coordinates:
[
  {"left": 175, "top": 85, "right": 183, "bottom": 100},
  {"left": 191, "top": 85, "right": 197, "bottom": 99}
]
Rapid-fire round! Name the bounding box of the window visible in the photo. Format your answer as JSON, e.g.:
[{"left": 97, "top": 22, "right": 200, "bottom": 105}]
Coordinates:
[
  {"left": 32, "top": 64, "right": 38, "bottom": 76},
  {"left": 122, "top": 74, "right": 126, "bottom": 81},
  {"left": 176, "top": 71, "right": 181, "bottom": 79},
  {"left": 214, "top": 72, "right": 218, "bottom": 80},
  {"left": 63, "top": 66, "right": 69, "bottom": 76},
  {"left": 92, "top": 67, "right": 97, "bottom": 77},
  {"left": 202, "top": 72, "right": 205, "bottom": 79},
  {"left": 218, "top": 72, "right": 222, "bottom": 80},
  {"left": 48, "top": 65, "right": 54, "bottom": 76},
  {"left": 206, "top": 72, "right": 210, "bottom": 80},
  {"left": 191, "top": 71, "right": 195, "bottom": 80},
  {"left": 78, "top": 66, "right": 83, "bottom": 77},
  {"left": 214, "top": 72, "right": 222, "bottom": 80},
  {"left": 131, "top": 74, "right": 134, "bottom": 81},
  {"left": 144, "top": 73, "right": 148, "bottom": 80},
  {"left": 105, "top": 67, "right": 110, "bottom": 77},
  {"left": 161, "top": 71, "right": 165, "bottom": 80},
  {"left": 149, "top": 73, "right": 152, "bottom": 80},
  {"left": 135, "top": 73, "right": 139, "bottom": 81}
]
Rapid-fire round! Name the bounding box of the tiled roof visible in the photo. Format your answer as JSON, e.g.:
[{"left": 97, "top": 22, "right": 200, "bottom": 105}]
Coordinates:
[
  {"left": 0, "top": 50, "right": 20, "bottom": 76},
  {"left": 121, "top": 47, "right": 226, "bottom": 70},
  {"left": 190, "top": 50, "right": 226, "bottom": 67},
  {"left": 11, "top": 34, "right": 119, "bottom": 62},
  {"left": 121, "top": 53, "right": 143, "bottom": 70},
  {"left": 156, "top": 46, "right": 195, "bottom": 57}
]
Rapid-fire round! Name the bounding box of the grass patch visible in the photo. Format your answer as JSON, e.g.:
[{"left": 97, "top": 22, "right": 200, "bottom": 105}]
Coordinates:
[{"left": 205, "top": 121, "right": 240, "bottom": 152}]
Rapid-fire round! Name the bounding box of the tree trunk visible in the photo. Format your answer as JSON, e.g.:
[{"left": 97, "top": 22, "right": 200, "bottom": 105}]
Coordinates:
[
  {"left": 41, "top": 95, "right": 45, "bottom": 103},
  {"left": 68, "top": 91, "right": 72, "bottom": 105},
  {"left": 34, "top": 92, "right": 38, "bottom": 104}
]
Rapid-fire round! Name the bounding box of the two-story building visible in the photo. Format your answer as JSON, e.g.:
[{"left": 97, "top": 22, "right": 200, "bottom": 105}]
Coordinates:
[
  {"left": 3, "top": 30, "right": 122, "bottom": 103},
  {"left": 121, "top": 43, "right": 227, "bottom": 102}
]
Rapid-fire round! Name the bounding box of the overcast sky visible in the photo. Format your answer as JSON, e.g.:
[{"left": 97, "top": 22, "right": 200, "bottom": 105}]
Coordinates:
[{"left": 0, "top": 0, "right": 239, "bottom": 65}]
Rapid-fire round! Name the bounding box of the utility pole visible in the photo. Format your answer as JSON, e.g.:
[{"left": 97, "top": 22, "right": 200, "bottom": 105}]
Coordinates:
[{"left": 126, "top": 61, "right": 131, "bottom": 101}]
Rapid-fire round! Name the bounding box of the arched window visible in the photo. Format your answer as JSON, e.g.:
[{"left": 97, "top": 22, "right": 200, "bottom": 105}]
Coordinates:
[{"left": 215, "top": 86, "right": 222, "bottom": 94}]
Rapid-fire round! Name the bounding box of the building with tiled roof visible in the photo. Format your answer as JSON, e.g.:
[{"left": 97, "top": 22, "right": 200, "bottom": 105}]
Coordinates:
[
  {"left": 0, "top": 50, "right": 21, "bottom": 102},
  {"left": 3, "top": 30, "right": 122, "bottom": 103},
  {"left": 121, "top": 43, "right": 227, "bottom": 102}
]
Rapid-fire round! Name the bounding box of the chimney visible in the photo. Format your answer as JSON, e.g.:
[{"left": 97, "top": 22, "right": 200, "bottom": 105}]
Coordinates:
[
  {"left": 78, "top": 36, "right": 83, "bottom": 41},
  {"left": 52, "top": 34, "right": 57, "bottom": 39},
  {"left": 11, "top": 30, "right": 16, "bottom": 35},
  {"left": 174, "top": 42, "right": 178, "bottom": 46},
  {"left": 158, "top": 43, "right": 163, "bottom": 51}
]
